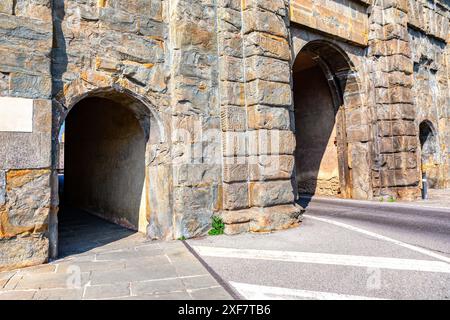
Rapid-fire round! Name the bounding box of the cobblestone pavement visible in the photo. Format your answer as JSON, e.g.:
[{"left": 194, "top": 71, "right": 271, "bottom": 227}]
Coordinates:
[{"left": 0, "top": 209, "right": 233, "bottom": 300}]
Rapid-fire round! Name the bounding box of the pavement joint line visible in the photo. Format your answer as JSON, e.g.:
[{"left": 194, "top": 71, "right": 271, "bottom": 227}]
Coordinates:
[
  {"left": 229, "top": 282, "right": 388, "bottom": 300},
  {"left": 192, "top": 246, "right": 450, "bottom": 273},
  {"left": 304, "top": 214, "right": 450, "bottom": 263},
  {"left": 187, "top": 285, "right": 222, "bottom": 293},
  {"left": 183, "top": 241, "right": 241, "bottom": 300}
]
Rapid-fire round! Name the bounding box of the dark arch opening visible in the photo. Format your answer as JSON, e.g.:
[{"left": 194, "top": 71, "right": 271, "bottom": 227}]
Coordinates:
[
  {"left": 58, "top": 95, "right": 147, "bottom": 257},
  {"left": 419, "top": 120, "right": 438, "bottom": 188},
  {"left": 293, "top": 41, "right": 354, "bottom": 199}
]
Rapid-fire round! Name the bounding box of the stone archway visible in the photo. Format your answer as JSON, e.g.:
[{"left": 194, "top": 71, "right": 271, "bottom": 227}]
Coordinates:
[
  {"left": 293, "top": 40, "right": 362, "bottom": 199},
  {"left": 50, "top": 84, "right": 171, "bottom": 259}
]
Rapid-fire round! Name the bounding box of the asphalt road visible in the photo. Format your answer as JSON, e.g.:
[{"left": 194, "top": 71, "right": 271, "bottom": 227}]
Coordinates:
[{"left": 187, "top": 198, "right": 450, "bottom": 300}]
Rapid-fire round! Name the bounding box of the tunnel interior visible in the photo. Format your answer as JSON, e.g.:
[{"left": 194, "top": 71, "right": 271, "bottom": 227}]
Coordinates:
[
  {"left": 58, "top": 95, "right": 147, "bottom": 255},
  {"left": 293, "top": 51, "right": 341, "bottom": 197}
]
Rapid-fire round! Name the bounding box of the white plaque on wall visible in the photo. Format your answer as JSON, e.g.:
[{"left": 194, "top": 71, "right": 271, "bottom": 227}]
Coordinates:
[{"left": 0, "top": 97, "right": 33, "bottom": 132}]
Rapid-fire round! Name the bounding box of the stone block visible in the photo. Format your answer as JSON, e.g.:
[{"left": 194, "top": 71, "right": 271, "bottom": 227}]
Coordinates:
[
  {"left": 380, "top": 168, "right": 420, "bottom": 187},
  {"left": 173, "top": 185, "right": 219, "bottom": 238},
  {"left": 219, "top": 56, "right": 244, "bottom": 82},
  {"left": 0, "top": 14, "right": 52, "bottom": 55},
  {"left": 379, "top": 136, "right": 417, "bottom": 153},
  {"left": 377, "top": 55, "right": 413, "bottom": 74},
  {"left": 223, "top": 182, "right": 249, "bottom": 210},
  {"left": 173, "top": 164, "right": 221, "bottom": 187},
  {"left": 0, "top": 132, "right": 52, "bottom": 169},
  {"left": 0, "top": 46, "right": 51, "bottom": 76},
  {"left": 375, "top": 86, "right": 413, "bottom": 104},
  {"left": 224, "top": 221, "right": 250, "bottom": 234},
  {"left": 172, "top": 20, "right": 215, "bottom": 52},
  {"left": 99, "top": 7, "right": 139, "bottom": 33},
  {"left": 220, "top": 81, "right": 245, "bottom": 106},
  {"left": 249, "top": 180, "right": 295, "bottom": 207},
  {"left": 223, "top": 157, "right": 248, "bottom": 182},
  {"left": 222, "top": 131, "right": 247, "bottom": 157},
  {"left": 248, "top": 105, "right": 292, "bottom": 130},
  {"left": 0, "top": 1, "right": 13, "bottom": 14},
  {"left": 376, "top": 104, "right": 416, "bottom": 120},
  {"left": 14, "top": 0, "right": 52, "bottom": 22},
  {"left": 243, "top": 0, "right": 287, "bottom": 16},
  {"left": 249, "top": 154, "right": 294, "bottom": 181},
  {"left": 218, "top": 0, "right": 241, "bottom": 11},
  {"left": 107, "top": 0, "right": 163, "bottom": 22},
  {"left": 0, "top": 235, "right": 48, "bottom": 271},
  {"left": 245, "top": 55, "right": 290, "bottom": 83},
  {"left": 244, "top": 32, "right": 290, "bottom": 61},
  {"left": 249, "top": 204, "right": 302, "bottom": 232},
  {"left": 246, "top": 79, "right": 292, "bottom": 107},
  {"left": 218, "top": 31, "right": 243, "bottom": 58},
  {"left": 100, "top": 32, "right": 165, "bottom": 65},
  {"left": 9, "top": 73, "right": 52, "bottom": 99},
  {"left": 0, "top": 170, "right": 5, "bottom": 206},
  {"left": 243, "top": 9, "right": 288, "bottom": 38},
  {"left": 377, "top": 120, "right": 416, "bottom": 137},
  {"left": 218, "top": 7, "right": 242, "bottom": 32},
  {"left": 1, "top": 169, "right": 51, "bottom": 238},
  {"left": 248, "top": 129, "right": 296, "bottom": 155},
  {"left": 221, "top": 105, "right": 247, "bottom": 132}
]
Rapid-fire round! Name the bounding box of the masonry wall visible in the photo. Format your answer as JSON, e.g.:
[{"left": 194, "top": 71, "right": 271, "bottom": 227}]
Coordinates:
[
  {"left": 0, "top": 0, "right": 449, "bottom": 271},
  {"left": 0, "top": 1, "right": 53, "bottom": 270}
]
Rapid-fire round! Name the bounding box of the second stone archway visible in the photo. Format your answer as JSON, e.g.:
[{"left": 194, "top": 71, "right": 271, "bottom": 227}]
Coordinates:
[{"left": 293, "top": 40, "right": 363, "bottom": 199}]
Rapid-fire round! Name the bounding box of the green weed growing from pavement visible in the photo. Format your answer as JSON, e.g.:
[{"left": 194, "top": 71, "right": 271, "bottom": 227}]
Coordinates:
[{"left": 208, "top": 216, "right": 225, "bottom": 236}]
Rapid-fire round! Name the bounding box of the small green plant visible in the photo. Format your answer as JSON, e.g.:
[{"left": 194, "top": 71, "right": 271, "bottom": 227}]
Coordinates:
[
  {"left": 208, "top": 215, "right": 225, "bottom": 236},
  {"left": 387, "top": 196, "right": 396, "bottom": 203},
  {"left": 379, "top": 197, "right": 384, "bottom": 202},
  {"left": 178, "top": 236, "right": 186, "bottom": 241}
]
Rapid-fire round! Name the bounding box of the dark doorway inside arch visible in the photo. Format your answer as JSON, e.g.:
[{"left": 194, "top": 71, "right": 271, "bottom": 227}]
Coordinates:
[
  {"left": 293, "top": 41, "right": 358, "bottom": 204},
  {"left": 293, "top": 52, "right": 340, "bottom": 197},
  {"left": 58, "top": 96, "right": 146, "bottom": 257},
  {"left": 419, "top": 121, "right": 438, "bottom": 189}
]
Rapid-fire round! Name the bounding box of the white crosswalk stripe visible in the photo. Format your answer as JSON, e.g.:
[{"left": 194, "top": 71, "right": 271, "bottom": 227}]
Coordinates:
[
  {"left": 229, "top": 282, "right": 387, "bottom": 300},
  {"left": 193, "top": 245, "right": 450, "bottom": 273}
]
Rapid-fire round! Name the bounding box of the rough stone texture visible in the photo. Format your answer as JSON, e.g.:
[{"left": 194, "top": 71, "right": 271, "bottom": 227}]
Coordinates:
[{"left": 0, "top": 0, "right": 449, "bottom": 270}]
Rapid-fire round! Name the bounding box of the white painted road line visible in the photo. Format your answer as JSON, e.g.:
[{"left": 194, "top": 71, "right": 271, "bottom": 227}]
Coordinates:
[
  {"left": 229, "top": 282, "right": 386, "bottom": 300},
  {"left": 304, "top": 214, "right": 450, "bottom": 264},
  {"left": 193, "top": 246, "right": 450, "bottom": 273}
]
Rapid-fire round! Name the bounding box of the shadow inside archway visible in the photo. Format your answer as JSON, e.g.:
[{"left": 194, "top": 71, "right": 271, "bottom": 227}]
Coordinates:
[{"left": 57, "top": 96, "right": 147, "bottom": 258}]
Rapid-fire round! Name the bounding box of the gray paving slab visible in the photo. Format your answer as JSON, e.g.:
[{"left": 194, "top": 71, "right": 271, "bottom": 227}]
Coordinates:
[
  {"left": 131, "top": 278, "right": 186, "bottom": 296},
  {"left": 0, "top": 290, "right": 36, "bottom": 300},
  {"left": 0, "top": 208, "right": 232, "bottom": 300},
  {"left": 84, "top": 283, "right": 131, "bottom": 300},
  {"left": 189, "top": 287, "right": 234, "bottom": 300}
]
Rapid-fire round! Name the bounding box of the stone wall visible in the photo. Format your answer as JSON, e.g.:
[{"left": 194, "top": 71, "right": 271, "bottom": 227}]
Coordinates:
[
  {"left": 217, "top": 0, "right": 302, "bottom": 234},
  {"left": 408, "top": 0, "right": 450, "bottom": 189},
  {"left": 0, "top": 1, "right": 53, "bottom": 271},
  {"left": 0, "top": 0, "right": 449, "bottom": 271}
]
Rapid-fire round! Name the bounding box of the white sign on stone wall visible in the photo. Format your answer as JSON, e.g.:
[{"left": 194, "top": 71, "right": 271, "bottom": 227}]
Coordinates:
[{"left": 0, "top": 97, "right": 33, "bottom": 132}]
